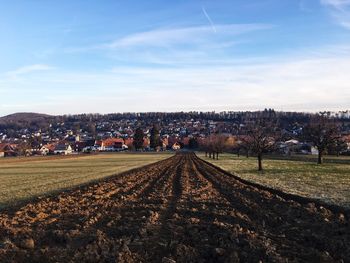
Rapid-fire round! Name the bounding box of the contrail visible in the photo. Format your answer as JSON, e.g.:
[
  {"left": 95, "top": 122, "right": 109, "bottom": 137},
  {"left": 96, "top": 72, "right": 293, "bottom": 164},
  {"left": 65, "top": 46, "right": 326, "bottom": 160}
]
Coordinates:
[{"left": 202, "top": 6, "right": 217, "bottom": 33}]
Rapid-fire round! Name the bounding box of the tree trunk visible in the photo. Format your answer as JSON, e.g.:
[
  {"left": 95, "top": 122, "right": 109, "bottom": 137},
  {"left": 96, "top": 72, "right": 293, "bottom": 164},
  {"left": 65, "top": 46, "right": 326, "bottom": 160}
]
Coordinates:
[
  {"left": 205, "top": 152, "right": 207, "bottom": 157},
  {"left": 246, "top": 150, "right": 249, "bottom": 158},
  {"left": 258, "top": 154, "right": 263, "bottom": 171},
  {"left": 216, "top": 152, "right": 219, "bottom": 160},
  {"left": 237, "top": 149, "right": 240, "bottom": 158},
  {"left": 212, "top": 153, "right": 215, "bottom": 160},
  {"left": 318, "top": 151, "right": 323, "bottom": 164},
  {"left": 209, "top": 152, "right": 211, "bottom": 158}
]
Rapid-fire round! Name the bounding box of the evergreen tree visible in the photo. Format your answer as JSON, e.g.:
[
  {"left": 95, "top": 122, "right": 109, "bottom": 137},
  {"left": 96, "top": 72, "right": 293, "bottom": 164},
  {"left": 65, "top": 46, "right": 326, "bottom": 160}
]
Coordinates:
[
  {"left": 188, "top": 137, "right": 199, "bottom": 149},
  {"left": 150, "top": 124, "right": 160, "bottom": 149},
  {"left": 133, "top": 127, "right": 144, "bottom": 150}
]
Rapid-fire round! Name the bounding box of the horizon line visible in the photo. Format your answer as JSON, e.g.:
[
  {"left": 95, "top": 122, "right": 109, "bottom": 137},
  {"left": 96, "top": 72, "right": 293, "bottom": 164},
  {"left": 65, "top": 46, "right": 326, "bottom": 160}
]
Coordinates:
[{"left": 2, "top": 109, "right": 350, "bottom": 118}]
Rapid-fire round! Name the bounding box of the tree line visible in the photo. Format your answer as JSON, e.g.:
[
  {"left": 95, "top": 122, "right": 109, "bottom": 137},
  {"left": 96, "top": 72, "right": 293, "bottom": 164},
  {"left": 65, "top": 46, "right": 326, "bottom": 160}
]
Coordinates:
[{"left": 201, "top": 115, "right": 346, "bottom": 171}]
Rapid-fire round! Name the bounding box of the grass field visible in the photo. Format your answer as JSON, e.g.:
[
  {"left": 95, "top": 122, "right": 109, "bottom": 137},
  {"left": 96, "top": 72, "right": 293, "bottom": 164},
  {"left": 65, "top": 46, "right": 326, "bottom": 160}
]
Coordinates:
[
  {"left": 0, "top": 153, "right": 172, "bottom": 209},
  {"left": 198, "top": 153, "right": 350, "bottom": 208}
]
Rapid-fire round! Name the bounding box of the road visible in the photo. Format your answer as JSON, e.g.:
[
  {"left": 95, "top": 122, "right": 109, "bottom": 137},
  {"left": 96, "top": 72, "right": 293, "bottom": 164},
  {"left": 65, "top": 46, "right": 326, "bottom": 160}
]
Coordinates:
[{"left": 0, "top": 153, "right": 349, "bottom": 262}]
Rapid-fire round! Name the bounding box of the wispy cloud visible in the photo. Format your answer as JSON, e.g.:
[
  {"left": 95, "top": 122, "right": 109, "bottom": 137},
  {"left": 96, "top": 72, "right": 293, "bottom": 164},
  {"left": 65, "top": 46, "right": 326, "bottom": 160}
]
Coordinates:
[
  {"left": 6, "top": 64, "right": 54, "bottom": 77},
  {"left": 108, "top": 24, "right": 271, "bottom": 48},
  {"left": 321, "top": 0, "right": 350, "bottom": 9},
  {"left": 66, "top": 23, "right": 272, "bottom": 53},
  {"left": 202, "top": 7, "right": 216, "bottom": 33},
  {"left": 2, "top": 46, "right": 350, "bottom": 114},
  {"left": 321, "top": 0, "right": 350, "bottom": 28}
]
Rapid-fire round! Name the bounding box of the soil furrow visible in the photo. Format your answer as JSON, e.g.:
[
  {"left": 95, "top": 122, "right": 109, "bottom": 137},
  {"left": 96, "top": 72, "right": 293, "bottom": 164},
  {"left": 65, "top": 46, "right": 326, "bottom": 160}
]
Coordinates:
[
  {"left": 0, "top": 152, "right": 349, "bottom": 263},
  {"left": 191, "top": 154, "right": 350, "bottom": 262}
]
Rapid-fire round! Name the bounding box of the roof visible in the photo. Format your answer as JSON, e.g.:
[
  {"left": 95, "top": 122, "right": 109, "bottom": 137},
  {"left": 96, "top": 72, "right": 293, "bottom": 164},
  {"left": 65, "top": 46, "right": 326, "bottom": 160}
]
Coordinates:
[
  {"left": 0, "top": 143, "right": 16, "bottom": 152},
  {"left": 41, "top": 143, "right": 56, "bottom": 151},
  {"left": 102, "top": 138, "right": 124, "bottom": 147},
  {"left": 54, "top": 144, "right": 71, "bottom": 151},
  {"left": 285, "top": 139, "right": 299, "bottom": 145}
]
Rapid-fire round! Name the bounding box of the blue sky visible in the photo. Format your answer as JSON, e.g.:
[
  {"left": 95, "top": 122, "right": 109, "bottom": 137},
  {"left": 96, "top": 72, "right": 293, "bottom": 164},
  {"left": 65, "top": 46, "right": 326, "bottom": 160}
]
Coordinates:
[{"left": 0, "top": 0, "right": 350, "bottom": 115}]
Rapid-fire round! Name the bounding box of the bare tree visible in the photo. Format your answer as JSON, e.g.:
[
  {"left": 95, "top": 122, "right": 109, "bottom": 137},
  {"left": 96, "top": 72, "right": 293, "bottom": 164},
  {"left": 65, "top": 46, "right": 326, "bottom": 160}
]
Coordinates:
[
  {"left": 328, "top": 137, "right": 348, "bottom": 157},
  {"left": 206, "top": 135, "right": 216, "bottom": 159},
  {"left": 199, "top": 134, "right": 232, "bottom": 160},
  {"left": 199, "top": 138, "right": 210, "bottom": 158},
  {"left": 236, "top": 136, "right": 252, "bottom": 158},
  {"left": 211, "top": 134, "right": 228, "bottom": 160},
  {"left": 241, "top": 121, "right": 279, "bottom": 171},
  {"left": 303, "top": 116, "right": 340, "bottom": 164}
]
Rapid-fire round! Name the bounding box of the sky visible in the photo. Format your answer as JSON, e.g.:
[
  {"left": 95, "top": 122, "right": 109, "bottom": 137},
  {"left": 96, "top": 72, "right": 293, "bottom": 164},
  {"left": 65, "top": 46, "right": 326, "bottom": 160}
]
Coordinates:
[{"left": 0, "top": 0, "right": 350, "bottom": 116}]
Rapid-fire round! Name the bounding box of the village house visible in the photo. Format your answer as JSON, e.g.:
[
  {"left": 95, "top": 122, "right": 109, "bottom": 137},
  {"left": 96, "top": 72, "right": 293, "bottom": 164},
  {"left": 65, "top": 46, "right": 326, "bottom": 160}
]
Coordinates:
[
  {"left": 54, "top": 143, "right": 73, "bottom": 155},
  {"left": 343, "top": 135, "right": 350, "bottom": 152},
  {"left": 75, "top": 139, "right": 95, "bottom": 152},
  {"left": 300, "top": 143, "right": 319, "bottom": 155},
  {"left": 0, "top": 143, "right": 17, "bottom": 157},
  {"left": 74, "top": 141, "right": 87, "bottom": 152},
  {"left": 167, "top": 136, "right": 179, "bottom": 149},
  {"left": 143, "top": 137, "right": 150, "bottom": 150},
  {"left": 279, "top": 139, "right": 301, "bottom": 155},
  {"left": 40, "top": 143, "right": 56, "bottom": 155},
  {"left": 124, "top": 138, "right": 134, "bottom": 149},
  {"left": 94, "top": 140, "right": 103, "bottom": 151},
  {"left": 160, "top": 137, "right": 168, "bottom": 150},
  {"left": 172, "top": 142, "right": 181, "bottom": 151},
  {"left": 101, "top": 138, "right": 126, "bottom": 151}
]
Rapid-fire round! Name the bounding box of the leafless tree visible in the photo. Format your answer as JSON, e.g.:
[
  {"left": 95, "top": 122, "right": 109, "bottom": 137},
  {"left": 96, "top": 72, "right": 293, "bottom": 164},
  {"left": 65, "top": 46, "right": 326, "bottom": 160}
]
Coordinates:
[
  {"left": 329, "top": 137, "right": 348, "bottom": 157},
  {"left": 303, "top": 116, "right": 341, "bottom": 164},
  {"left": 210, "top": 134, "right": 230, "bottom": 160},
  {"left": 241, "top": 121, "right": 279, "bottom": 171},
  {"left": 199, "top": 134, "right": 233, "bottom": 160},
  {"left": 199, "top": 138, "right": 210, "bottom": 158},
  {"left": 235, "top": 136, "right": 252, "bottom": 158}
]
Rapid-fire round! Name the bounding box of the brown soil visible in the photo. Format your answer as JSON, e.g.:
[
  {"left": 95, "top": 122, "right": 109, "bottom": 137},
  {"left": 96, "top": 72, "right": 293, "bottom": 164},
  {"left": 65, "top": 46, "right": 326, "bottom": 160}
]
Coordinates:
[{"left": 0, "top": 153, "right": 349, "bottom": 263}]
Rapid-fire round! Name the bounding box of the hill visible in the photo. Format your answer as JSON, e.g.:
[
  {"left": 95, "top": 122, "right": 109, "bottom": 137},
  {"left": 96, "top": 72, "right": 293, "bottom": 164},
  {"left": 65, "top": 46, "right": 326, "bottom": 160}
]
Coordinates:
[
  {"left": 0, "top": 112, "right": 52, "bottom": 124},
  {"left": 0, "top": 113, "right": 55, "bottom": 131}
]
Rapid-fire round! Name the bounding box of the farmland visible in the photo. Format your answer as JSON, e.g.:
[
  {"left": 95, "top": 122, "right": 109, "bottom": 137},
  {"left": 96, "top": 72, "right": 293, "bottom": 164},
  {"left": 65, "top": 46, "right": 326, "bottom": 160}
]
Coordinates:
[
  {"left": 0, "top": 153, "right": 172, "bottom": 209},
  {"left": 0, "top": 152, "right": 349, "bottom": 262},
  {"left": 199, "top": 153, "right": 350, "bottom": 208}
]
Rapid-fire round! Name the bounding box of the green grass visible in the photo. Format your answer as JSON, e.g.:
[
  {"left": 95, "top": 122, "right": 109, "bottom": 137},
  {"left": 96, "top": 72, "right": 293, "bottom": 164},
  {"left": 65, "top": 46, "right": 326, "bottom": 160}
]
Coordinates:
[
  {"left": 198, "top": 153, "right": 350, "bottom": 208},
  {"left": 0, "top": 153, "right": 172, "bottom": 209}
]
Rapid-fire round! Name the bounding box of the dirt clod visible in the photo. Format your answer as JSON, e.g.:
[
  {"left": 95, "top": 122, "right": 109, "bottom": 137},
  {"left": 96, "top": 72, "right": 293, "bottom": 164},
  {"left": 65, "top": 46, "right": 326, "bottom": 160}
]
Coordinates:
[{"left": 21, "top": 238, "right": 35, "bottom": 249}]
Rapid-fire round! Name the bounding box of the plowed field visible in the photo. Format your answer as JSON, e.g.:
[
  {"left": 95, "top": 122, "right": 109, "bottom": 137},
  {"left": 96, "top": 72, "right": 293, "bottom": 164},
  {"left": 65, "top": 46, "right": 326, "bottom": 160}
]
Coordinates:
[{"left": 0, "top": 153, "right": 349, "bottom": 262}]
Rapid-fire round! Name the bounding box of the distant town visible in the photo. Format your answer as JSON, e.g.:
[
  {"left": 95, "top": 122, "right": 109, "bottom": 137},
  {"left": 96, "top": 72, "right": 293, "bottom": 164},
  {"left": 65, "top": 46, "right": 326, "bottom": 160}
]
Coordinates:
[{"left": 1, "top": 109, "right": 350, "bottom": 158}]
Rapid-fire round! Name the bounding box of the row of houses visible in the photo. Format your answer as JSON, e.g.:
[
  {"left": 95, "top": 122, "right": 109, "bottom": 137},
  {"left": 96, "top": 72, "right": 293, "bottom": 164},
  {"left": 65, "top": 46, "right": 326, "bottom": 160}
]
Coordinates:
[
  {"left": 2, "top": 133, "right": 350, "bottom": 157},
  {"left": 278, "top": 140, "right": 319, "bottom": 155},
  {"left": 1, "top": 136, "right": 184, "bottom": 157},
  {"left": 278, "top": 137, "right": 350, "bottom": 155}
]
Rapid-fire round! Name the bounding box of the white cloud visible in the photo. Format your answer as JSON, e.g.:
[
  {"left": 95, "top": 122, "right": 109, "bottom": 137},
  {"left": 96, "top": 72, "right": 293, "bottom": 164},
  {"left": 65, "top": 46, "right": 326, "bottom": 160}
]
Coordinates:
[
  {"left": 321, "top": 0, "right": 350, "bottom": 29},
  {"left": 321, "top": 0, "right": 350, "bottom": 9},
  {"left": 1, "top": 47, "right": 350, "bottom": 115},
  {"left": 6, "top": 64, "right": 54, "bottom": 77}
]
